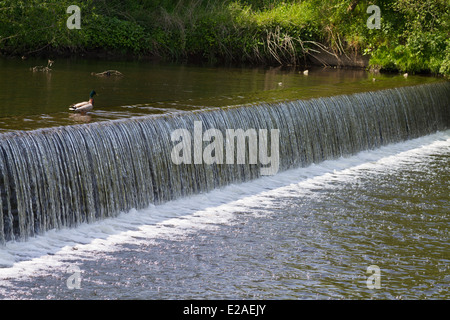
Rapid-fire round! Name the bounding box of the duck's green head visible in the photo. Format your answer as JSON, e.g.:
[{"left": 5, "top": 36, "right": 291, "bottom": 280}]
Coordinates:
[{"left": 90, "top": 90, "right": 97, "bottom": 98}]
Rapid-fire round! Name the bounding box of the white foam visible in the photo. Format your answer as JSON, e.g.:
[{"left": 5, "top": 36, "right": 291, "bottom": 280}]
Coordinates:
[{"left": 0, "top": 130, "right": 449, "bottom": 281}]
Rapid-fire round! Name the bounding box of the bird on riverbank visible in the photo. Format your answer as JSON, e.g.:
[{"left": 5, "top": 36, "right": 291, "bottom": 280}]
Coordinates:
[{"left": 69, "top": 90, "right": 96, "bottom": 113}]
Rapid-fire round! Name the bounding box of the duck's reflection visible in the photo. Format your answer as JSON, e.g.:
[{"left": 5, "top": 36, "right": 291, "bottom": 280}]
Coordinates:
[{"left": 69, "top": 113, "right": 92, "bottom": 123}]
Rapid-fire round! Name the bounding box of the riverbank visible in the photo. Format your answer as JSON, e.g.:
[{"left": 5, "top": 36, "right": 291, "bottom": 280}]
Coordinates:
[{"left": 0, "top": 1, "right": 449, "bottom": 76}]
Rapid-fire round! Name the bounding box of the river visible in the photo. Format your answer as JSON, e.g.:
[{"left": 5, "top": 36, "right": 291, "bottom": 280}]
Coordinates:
[
  {"left": 0, "top": 57, "right": 448, "bottom": 300},
  {"left": 0, "top": 57, "right": 440, "bottom": 132}
]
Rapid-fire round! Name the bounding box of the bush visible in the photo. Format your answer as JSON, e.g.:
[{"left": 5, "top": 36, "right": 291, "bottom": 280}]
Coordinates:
[
  {"left": 0, "top": 0, "right": 92, "bottom": 54},
  {"left": 365, "top": 0, "right": 449, "bottom": 75},
  {"left": 84, "top": 15, "right": 150, "bottom": 53},
  {"left": 0, "top": 0, "right": 449, "bottom": 76}
]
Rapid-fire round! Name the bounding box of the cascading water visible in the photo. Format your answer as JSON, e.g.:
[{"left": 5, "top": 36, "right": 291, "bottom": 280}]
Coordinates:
[{"left": 0, "top": 82, "right": 449, "bottom": 243}]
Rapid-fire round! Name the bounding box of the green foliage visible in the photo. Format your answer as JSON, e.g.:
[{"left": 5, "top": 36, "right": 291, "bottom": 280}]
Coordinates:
[
  {"left": 439, "top": 40, "right": 450, "bottom": 77},
  {"left": 153, "top": 1, "right": 320, "bottom": 64},
  {"left": 0, "top": 0, "right": 150, "bottom": 54},
  {"left": 365, "top": 0, "right": 450, "bottom": 76},
  {"left": 0, "top": 0, "right": 92, "bottom": 53},
  {"left": 0, "top": 0, "right": 448, "bottom": 76},
  {"left": 84, "top": 14, "right": 150, "bottom": 53}
]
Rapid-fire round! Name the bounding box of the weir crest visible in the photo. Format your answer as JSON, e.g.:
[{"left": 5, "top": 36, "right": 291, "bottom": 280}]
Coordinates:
[{"left": 0, "top": 82, "right": 449, "bottom": 242}]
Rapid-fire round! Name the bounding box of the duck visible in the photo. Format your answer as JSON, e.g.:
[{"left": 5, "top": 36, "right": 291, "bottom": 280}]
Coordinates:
[{"left": 69, "top": 90, "right": 96, "bottom": 113}]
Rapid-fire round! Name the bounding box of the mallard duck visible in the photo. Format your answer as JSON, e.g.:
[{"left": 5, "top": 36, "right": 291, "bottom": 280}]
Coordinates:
[{"left": 69, "top": 90, "right": 96, "bottom": 113}]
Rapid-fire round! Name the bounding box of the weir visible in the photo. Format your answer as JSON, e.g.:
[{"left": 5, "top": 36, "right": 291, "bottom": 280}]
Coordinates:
[{"left": 0, "top": 82, "right": 449, "bottom": 243}]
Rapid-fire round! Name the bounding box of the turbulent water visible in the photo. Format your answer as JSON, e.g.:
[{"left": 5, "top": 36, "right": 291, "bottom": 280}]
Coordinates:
[
  {"left": 0, "top": 129, "right": 448, "bottom": 299},
  {"left": 0, "top": 82, "right": 449, "bottom": 242}
]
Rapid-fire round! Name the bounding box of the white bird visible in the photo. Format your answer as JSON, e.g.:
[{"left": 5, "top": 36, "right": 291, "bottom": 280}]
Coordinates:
[{"left": 303, "top": 70, "right": 309, "bottom": 75}]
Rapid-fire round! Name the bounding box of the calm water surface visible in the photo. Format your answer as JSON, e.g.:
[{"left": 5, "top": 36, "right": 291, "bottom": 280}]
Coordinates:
[{"left": 0, "top": 57, "right": 441, "bottom": 132}]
